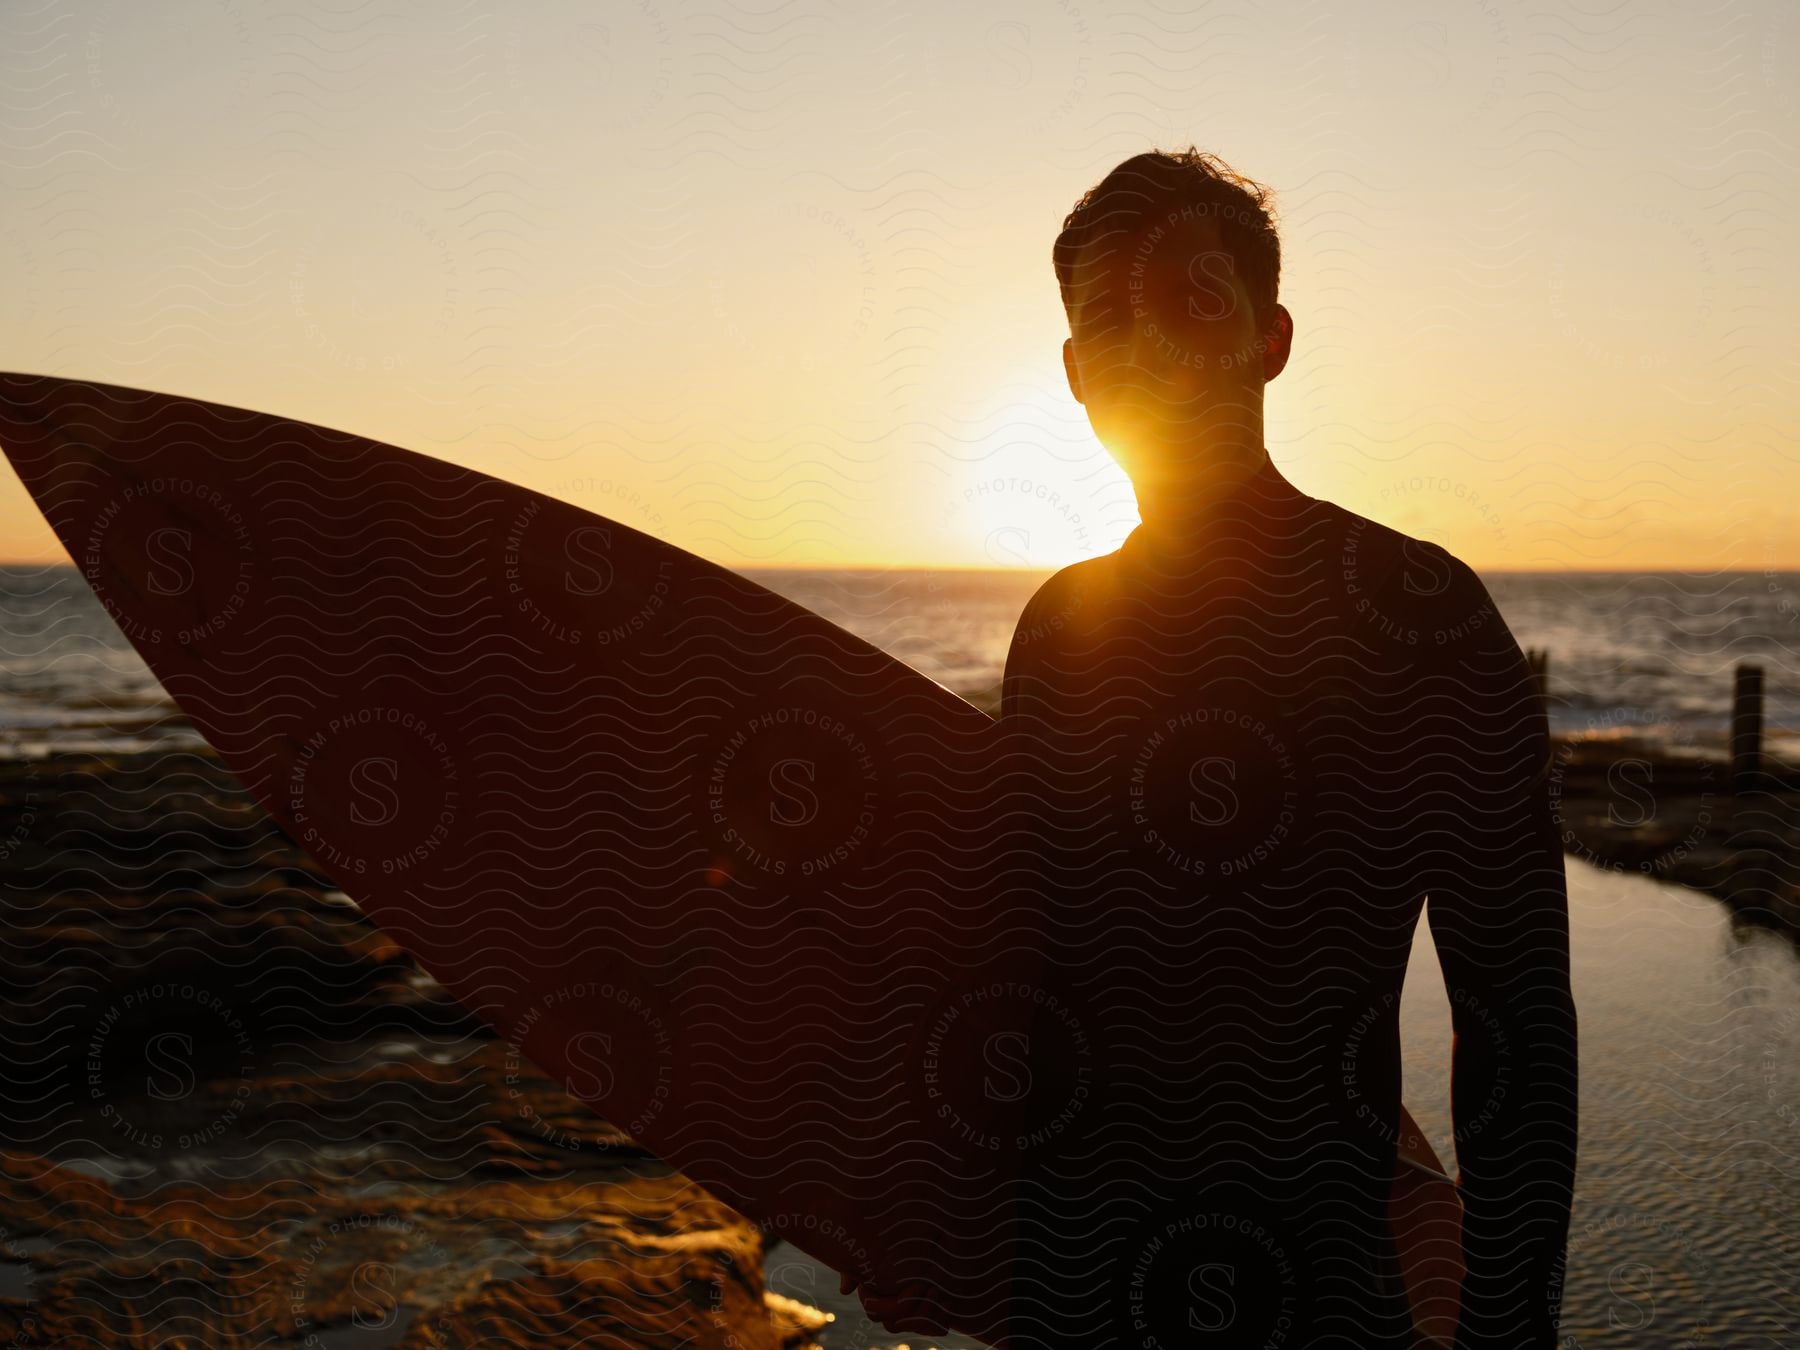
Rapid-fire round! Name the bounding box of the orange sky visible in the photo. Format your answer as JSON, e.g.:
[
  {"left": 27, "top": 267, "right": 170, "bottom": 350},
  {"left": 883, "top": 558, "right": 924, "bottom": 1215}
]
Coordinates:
[{"left": 1, "top": 2, "right": 1795, "bottom": 572}]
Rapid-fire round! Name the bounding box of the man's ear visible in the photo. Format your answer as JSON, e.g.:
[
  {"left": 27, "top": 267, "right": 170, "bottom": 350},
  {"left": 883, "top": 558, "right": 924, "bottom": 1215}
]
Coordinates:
[
  {"left": 1261, "top": 304, "right": 1295, "bottom": 383},
  {"left": 1062, "top": 338, "right": 1085, "bottom": 406}
]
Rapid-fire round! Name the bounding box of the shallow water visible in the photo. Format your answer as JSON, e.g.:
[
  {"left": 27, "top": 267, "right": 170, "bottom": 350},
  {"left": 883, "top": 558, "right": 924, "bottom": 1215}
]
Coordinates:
[
  {"left": 1412, "top": 860, "right": 1800, "bottom": 1347},
  {"left": 766, "top": 857, "right": 1800, "bottom": 1348}
]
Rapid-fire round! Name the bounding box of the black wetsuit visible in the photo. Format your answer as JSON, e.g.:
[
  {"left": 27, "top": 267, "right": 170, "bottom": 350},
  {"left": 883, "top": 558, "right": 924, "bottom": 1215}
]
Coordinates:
[{"left": 995, "top": 455, "right": 1576, "bottom": 1349}]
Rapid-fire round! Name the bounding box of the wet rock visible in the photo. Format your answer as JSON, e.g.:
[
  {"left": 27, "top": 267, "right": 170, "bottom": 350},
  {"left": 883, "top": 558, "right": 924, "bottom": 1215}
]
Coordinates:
[
  {"left": 0, "top": 746, "right": 826, "bottom": 1348},
  {"left": 1551, "top": 734, "right": 1800, "bottom": 930}
]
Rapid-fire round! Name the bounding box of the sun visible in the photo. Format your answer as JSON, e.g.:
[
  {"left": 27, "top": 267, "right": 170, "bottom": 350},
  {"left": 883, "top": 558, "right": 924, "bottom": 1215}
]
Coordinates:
[{"left": 947, "top": 378, "right": 1136, "bottom": 570}]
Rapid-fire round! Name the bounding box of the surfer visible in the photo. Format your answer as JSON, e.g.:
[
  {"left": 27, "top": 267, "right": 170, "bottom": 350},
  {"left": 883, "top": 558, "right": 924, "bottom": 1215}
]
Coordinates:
[
  {"left": 1, "top": 149, "right": 1572, "bottom": 1350},
  {"left": 866, "top": 150, "right": 1576, "bottom": 1346}
]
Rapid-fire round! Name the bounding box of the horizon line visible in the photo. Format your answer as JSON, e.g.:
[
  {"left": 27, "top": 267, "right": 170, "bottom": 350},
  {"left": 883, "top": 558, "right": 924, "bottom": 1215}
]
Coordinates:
[{"left": 5, "top": 558, "right": 1796, "bottom": 577}]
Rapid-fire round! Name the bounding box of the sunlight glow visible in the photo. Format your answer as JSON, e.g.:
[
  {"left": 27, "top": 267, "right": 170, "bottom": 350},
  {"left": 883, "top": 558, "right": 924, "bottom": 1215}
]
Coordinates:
[{"left": 942, "top": 381, "right": 1137, "bottom": 570}]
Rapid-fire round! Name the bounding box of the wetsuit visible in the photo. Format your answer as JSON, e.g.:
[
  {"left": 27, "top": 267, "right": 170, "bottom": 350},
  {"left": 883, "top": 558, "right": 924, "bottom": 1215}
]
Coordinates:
[{"left": 994, "top": 454, "right": 1577, "bottom": 1349}]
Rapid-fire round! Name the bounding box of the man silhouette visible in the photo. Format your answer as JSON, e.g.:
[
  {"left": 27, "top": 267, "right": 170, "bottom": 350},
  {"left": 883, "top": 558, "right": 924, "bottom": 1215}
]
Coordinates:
[{"left": 977, "top": 150, "right": 1578, "bottom": 1348}]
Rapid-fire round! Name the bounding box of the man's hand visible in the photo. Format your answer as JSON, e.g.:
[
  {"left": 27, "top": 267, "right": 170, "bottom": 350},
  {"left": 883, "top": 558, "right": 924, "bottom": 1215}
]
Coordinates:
[{"left": 838, "top": 1271, "right": 951, "bottom": 1334}]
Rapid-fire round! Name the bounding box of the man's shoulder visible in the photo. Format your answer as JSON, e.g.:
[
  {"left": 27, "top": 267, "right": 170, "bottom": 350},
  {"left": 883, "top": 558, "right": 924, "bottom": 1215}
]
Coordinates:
[
  {"left": 1005, "top": 554, "right": 1117, "bottom": 682},
  {"left": 1023, "top": 553, "right": 1116, "bottom": 619},
  {"left": 1328, "top": 503, "right": 1501, "bottom": 648}
]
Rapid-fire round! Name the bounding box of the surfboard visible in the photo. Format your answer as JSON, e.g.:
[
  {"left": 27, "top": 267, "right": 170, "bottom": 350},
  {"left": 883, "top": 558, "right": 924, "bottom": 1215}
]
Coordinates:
[
  {"left": 1390, "top": 1105, "right": 1463, "bottom": 1349},
  {"left": 0, "top": 372, "right": 1460, "bottom": 1346}
]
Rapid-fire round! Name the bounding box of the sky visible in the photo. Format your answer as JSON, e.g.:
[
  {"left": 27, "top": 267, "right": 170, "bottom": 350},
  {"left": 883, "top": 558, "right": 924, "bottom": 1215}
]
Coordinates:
[{"left": 1, "top": 0, "right": 1796, "bottom": 571}]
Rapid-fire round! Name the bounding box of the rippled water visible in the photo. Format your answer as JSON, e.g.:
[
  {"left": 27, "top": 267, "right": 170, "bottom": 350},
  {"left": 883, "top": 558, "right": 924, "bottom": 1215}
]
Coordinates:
[
  {"left": 748, "top": 567, "right": 1800, "bottom": 758},
  {"left": 764, "top": 861, "right": 1800, "bottom": 1349},
  {"left": 4, "top": 565, "right": 1797, "bottom": 759},
  {"left": 1414, "top": 865, "right": 1800, "bottom": 1346}
]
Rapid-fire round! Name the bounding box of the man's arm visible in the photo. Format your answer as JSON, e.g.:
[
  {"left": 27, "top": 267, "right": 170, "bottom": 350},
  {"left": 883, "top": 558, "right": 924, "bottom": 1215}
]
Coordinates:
[
  {"left": 1422, "top": 570, "right": 1578, "bottom": 1349},
  {"left": 1001, "top": 567, "right": 1079, "bottom": 720}
]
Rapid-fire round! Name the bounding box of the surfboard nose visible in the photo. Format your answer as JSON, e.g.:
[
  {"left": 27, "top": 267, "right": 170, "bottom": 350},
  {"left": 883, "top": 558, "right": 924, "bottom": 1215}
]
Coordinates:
[
  {"left": 0, "top": 374, "right": 268, "bottom": 659},
  {"left": 0, "top": 372, "right": 154, "bottom": 483}
]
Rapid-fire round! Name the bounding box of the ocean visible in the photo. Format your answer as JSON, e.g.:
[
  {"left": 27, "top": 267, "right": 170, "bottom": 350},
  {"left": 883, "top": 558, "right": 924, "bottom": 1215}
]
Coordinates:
[{"left": 5, "top": 564, "right": 1797, "bottom": 760}]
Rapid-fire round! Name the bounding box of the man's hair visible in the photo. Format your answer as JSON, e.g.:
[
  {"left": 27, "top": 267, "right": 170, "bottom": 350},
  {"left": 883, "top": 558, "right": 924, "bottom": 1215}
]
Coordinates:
[{"left": 1053, "top": 146, "right": 1281, "bottom": 325}]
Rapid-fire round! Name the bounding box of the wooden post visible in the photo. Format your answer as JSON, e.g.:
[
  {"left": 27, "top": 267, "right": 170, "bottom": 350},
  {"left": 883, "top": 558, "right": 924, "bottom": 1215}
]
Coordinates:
[
  {"left": 1525, "top": 648, "right": 1549, "bottom": 713},
  {"left": 1732, "top": 662, "right": 1764, "bottom": 795}
]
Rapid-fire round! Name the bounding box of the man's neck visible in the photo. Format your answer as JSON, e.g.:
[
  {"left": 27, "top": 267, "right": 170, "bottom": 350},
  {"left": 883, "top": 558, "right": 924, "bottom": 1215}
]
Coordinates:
[{"left": 1130, "top": 444, "right": 1279, "bottom": 553}]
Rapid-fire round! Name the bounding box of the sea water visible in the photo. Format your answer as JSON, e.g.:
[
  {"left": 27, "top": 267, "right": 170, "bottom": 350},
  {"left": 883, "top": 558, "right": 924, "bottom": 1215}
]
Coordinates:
[{"left": 2, "top": 564, "right": 1796, "bottom": 757}]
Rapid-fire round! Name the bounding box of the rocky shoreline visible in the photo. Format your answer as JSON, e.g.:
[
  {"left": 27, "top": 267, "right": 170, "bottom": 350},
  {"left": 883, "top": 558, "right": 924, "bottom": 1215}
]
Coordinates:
[
  {"left": 1549, "top": 734, "right": 1800, "bottom": 928},
  {"left": 0, "top": 744, "right": 830, "bottom": 1349}
]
